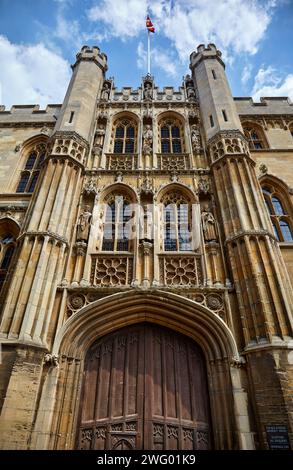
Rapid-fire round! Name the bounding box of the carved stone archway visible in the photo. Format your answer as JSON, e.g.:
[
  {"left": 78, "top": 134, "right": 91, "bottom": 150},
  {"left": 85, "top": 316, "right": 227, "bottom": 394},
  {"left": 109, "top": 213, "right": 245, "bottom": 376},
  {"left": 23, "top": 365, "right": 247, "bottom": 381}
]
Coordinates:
[{"left": 30, "top": 290, "right": 254, "bottom": 450}]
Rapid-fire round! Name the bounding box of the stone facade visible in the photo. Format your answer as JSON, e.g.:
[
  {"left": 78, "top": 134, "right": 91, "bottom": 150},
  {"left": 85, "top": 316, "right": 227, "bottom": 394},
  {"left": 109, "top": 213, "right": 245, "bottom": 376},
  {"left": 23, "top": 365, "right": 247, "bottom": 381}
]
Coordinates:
[{"left": 0, "top": 43, "right": 293, "bottom": 450}]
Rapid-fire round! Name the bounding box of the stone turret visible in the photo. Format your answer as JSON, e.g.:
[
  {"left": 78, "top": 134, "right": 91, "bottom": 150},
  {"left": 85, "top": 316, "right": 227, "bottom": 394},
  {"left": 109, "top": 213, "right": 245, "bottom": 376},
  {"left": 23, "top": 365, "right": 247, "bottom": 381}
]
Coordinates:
[
  {"left": 54, "top": 46, "right": 108, "bottom": 142},
  {"left": 190, "top": 43, "right": 242, "bottom": 140}
]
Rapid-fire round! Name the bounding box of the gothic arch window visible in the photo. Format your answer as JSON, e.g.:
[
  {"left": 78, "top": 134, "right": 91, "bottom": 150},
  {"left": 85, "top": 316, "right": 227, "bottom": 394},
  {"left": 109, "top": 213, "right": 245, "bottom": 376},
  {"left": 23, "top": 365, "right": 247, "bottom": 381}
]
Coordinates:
[
  {"left": 161, "top": 192, "right": 192, "bottom": 251},
  {"left": 262, "top": 184, "right": 293, "bottom": 242},
  {"left": 243, "top": 123, "right": 267, "bottom": 150},
  {"left": 159, "top": 117, "right": 184, "bottom": 154},
  {"left": 16, "top": 141, "right": 47, "bottom": 193},
  {"left": 112, "top": 117, "right": 137, "bottom": 153},
  {"left": 101, "top": 194, "right": 134, "bottom": 251},
  {"left": 0, "top": 222, "right": 18, "bottom": 294}
]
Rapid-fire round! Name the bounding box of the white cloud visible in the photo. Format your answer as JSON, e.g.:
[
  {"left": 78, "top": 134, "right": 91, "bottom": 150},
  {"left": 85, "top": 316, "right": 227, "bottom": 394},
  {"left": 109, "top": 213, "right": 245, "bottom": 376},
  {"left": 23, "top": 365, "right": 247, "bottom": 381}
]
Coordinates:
[
  {"left": 137, "top": 41, "right": 177, "bottom": 77},
  {"left": 87, "top": 0, "right": 276, "bottom": 62},
  {"left": 252, "top": 66, "right": 293, "bottom": 101},
  {"left": 0, "top": 35, "right": 71, "bottom": 107},
  {"left": 241, "top": 64, "right": 253, "bottom": 85},
  {"left": 87, "top": 0, "right": 148, "bottom": 39}
]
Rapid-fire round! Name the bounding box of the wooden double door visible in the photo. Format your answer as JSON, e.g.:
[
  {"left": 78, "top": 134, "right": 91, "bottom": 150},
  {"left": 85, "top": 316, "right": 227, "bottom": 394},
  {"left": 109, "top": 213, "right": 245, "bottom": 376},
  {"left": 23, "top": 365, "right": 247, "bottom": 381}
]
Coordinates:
[{"left": 77, "top": 323, "right": 211, "bottom": 450}]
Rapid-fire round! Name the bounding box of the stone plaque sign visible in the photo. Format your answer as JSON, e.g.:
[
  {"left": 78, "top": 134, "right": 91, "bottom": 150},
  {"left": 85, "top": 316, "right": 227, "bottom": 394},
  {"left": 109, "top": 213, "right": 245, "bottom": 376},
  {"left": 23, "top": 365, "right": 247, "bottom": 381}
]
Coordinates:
[{"left": 266, "top": 425, "right": 290, "bottom": 450}]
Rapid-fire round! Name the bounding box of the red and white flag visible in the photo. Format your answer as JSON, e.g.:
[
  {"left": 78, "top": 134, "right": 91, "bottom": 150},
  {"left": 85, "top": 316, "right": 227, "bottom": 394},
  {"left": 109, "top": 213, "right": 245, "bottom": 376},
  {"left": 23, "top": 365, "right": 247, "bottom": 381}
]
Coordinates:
[{"left": 146, "top": 15, "right": 155, "bottom": 33}]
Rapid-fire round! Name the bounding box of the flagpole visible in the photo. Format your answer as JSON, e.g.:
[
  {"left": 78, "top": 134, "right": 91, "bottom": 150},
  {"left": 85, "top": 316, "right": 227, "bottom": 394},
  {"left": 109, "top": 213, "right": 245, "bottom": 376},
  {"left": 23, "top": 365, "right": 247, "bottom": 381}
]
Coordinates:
[{"left": 147, "top": 29, "right": 150, "bottom": 75}]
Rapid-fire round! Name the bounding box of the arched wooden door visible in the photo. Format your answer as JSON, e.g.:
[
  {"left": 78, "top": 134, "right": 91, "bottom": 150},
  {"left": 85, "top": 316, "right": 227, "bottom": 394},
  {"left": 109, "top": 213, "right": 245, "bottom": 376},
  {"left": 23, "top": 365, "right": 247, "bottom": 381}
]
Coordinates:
[{"left": 77, "top": 324, "right": 211, "bottom": 450}]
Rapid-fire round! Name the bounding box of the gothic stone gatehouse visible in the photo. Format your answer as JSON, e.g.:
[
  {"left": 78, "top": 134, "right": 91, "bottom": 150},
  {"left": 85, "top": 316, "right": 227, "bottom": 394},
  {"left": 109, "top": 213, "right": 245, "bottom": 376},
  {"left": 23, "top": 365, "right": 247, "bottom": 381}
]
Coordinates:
[{"left": 0, "top": 44, "right": 293, "bottom": 450}]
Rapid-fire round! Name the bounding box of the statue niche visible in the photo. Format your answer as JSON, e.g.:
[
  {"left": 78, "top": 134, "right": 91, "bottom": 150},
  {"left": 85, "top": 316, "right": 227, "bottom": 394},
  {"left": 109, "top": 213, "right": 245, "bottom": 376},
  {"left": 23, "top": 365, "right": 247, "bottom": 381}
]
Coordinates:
[
  {"left": 76, "top": 206, "right": 92, "bottom": 242},
  {"left": 191, "top": 125, "right": 201, "bottom": 152},
  {"left": 201, "top": 206, "right": 217, "bottom": 242},
  {"left": 143, "top": 125, "right": 153, "bottom": 155}
]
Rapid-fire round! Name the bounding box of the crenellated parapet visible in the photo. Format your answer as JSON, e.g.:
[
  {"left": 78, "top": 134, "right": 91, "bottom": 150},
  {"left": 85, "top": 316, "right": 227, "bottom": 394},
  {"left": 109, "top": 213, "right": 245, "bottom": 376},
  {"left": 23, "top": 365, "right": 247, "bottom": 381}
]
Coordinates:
[
  {"left": 109, "top": 86, "right": 187, "bottom": 103},
  {"left": 190, "top": 43, "right": 225, "bottom": 70},
  {"left": 73, "top": 45, "right": 108, "bottom": 72}
]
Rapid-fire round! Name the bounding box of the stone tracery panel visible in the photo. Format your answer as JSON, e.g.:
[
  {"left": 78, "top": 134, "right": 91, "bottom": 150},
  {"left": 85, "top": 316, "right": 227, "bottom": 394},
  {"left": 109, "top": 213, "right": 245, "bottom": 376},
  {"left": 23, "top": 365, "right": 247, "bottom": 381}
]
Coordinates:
[
  {"left": 90, "top": 255, "right": 133, "bottom": 286},
  {"left": 159, "top": 255, "right": 202, "bottom": 286}
]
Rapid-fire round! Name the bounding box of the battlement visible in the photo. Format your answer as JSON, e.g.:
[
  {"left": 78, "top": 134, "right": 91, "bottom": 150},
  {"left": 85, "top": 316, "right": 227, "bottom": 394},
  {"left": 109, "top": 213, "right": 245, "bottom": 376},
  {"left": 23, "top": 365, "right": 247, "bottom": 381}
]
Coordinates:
[
  {"left": 73, "top": 45, "right": 108, "bottom": 72},
  {"left": 0, "top": 104, "right": 61, "bottom": 124},
  {"left": 189, "top": 43, "right": 225, "bottom": 69},
  {"left": 108, "top": 85, "right": 189, "bottom": 103},
  {"left": 234, "top": 97, "right": 293, "bottom": 115}
]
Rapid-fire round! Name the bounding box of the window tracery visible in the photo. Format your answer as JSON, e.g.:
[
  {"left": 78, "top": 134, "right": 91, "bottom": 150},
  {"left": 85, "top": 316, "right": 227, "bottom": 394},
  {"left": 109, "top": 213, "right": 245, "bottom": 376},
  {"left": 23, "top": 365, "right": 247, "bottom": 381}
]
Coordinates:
[
  {"left": 161, "top": 192, "right": 192, "bottom": 251},
  {"left": 112, "top": 118, "right": 137, "bottom": 154},
  {"left": 243, "top": 124, "right": 267, "bottom": 150},
  {"left": 0, "top": 232, "right": 17, "bottom": 294},
  {"left": 16, "top": 142, "right": 47, "bottom": 193},
  {"left": 262, "top": 184, "right": 293, "bottom": 242},
  {"left": 159, "top": 118, "right": 184, "bottom": 154},
  {"left": 101, "top": 194, "right": 134, "bottom": 251}
]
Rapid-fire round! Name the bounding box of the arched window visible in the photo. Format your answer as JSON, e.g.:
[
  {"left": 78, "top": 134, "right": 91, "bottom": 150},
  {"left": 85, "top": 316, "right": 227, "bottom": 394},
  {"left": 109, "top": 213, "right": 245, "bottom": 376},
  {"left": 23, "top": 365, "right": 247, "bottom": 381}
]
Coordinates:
[
  {"left": 113, "top": 118, "right": 137, "bottom": 153},
  {"left": 102, "top": 195, "right": 133, "bottom": 251},
  {"left": 162, "top": 192, "right": 192, "bottom": 251},
  {"left": 0, "top": 233, "right": 16, "bottom": 294},
  {"left": 243, "top": 124, "right": 267, "bottom": 150},
  {"left": 159, "top": 118, "right": 184, "bottom": 154},
  {"left": 16, "top": 142, "right": 47, "bottom": 193},
  {"left": 261, "top": 184, "right": 293, "bottom": 242}
]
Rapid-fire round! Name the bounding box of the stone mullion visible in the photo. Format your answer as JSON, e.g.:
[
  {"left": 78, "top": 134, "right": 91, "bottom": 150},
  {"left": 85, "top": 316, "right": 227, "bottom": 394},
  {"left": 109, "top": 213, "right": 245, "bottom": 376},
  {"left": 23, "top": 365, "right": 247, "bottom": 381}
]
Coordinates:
[
  {"left": 72, "top": 248, "right": 85, "bottom": 285},
  {"left": 264, "top": 238, "right": 293, "bottom": 336},
  {"left": 131, "top": 209, "right": 139, "bottom": 286}
]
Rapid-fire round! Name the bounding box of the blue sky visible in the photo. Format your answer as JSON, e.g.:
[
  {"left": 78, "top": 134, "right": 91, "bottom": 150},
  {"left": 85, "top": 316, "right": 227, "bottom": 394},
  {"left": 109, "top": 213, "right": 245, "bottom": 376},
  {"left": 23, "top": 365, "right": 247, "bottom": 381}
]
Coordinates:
[{"left": 0, "top": 0, "right": 293, "bottom": 107}]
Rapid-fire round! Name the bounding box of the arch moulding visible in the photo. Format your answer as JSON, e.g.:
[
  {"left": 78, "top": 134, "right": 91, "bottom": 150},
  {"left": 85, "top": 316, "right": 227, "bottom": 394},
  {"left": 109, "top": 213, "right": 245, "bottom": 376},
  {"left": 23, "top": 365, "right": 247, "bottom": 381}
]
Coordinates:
[{"left": 31, "top": 290, "right": 254, "bottom": 450}]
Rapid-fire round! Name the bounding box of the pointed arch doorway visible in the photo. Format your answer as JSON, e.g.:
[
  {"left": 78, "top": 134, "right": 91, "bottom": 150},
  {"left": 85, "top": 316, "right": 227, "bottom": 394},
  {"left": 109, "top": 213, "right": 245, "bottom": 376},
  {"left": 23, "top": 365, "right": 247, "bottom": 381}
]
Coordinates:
[{"left": 77, "top": 323, "right": 211, "bottom": 450}]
